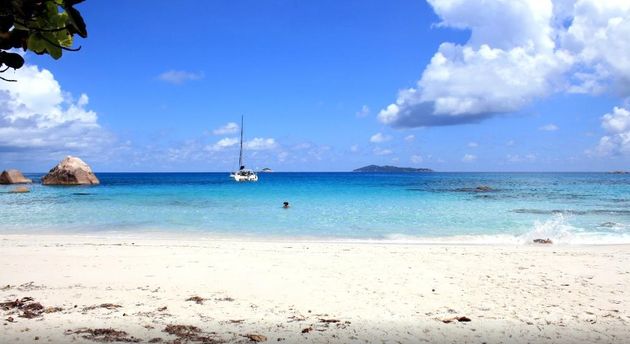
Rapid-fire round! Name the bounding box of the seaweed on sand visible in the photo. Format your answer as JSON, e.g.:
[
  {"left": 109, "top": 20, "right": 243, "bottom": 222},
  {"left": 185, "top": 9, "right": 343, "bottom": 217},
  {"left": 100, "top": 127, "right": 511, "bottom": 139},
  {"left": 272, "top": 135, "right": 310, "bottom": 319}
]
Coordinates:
[
  {"left": 65, "top": 328, "right": 141, "bottom": 343},
  {"left": 163, "top": 324, "right": 223, "bottom": 343}
]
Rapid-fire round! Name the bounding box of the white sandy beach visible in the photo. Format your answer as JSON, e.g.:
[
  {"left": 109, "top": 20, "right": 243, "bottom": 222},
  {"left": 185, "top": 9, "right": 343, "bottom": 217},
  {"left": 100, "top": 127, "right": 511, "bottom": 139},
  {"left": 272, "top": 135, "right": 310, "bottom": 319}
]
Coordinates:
[{"left": 1, "top": 234, "right": 629, "bottom": 343}]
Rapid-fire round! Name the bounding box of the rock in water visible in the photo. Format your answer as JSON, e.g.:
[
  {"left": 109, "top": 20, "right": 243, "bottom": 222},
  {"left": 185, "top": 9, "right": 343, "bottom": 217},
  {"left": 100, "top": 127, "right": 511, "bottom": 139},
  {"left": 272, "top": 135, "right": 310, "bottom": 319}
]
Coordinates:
[
  {"left": 533, "top": 238, "right": 553, "bottom": 244},
  {"left": 9, "top": 186, "right": 30, "bottom": 193},
  {"left": 42, "top": 156, "right": 100, "bottom": 185},
  {"left": 0, "top": 169, "right": 32, "bottom": 184}
]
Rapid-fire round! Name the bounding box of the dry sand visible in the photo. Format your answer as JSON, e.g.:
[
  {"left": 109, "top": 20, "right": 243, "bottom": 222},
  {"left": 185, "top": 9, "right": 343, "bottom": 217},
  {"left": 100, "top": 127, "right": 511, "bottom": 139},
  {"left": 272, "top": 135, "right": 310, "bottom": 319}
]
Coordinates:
[{"left": 1, "top": 234, "right": 629, "bottom": 343}]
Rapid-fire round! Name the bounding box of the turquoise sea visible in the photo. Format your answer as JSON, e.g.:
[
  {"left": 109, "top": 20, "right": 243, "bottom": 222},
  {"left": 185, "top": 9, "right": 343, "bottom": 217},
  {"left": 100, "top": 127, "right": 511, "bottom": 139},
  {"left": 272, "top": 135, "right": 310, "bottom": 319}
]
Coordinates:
[{"left": 1, "top": 172, "right": 629, "bottom": 244}]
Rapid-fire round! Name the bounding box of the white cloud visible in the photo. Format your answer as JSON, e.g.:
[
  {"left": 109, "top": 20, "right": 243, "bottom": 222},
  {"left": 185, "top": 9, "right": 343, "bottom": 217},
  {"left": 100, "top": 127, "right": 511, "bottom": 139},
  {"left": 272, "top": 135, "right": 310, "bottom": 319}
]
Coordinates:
[
  {"left": 594, "top": 106, "right": 630, "bottom": 155},
  {"left": 212, "top": 122, "right": 239, "bottom": 135},
  {"left": 244, "top": 137, "right": 277, "bottom": 150},
  {"left": 0, "top": 64, "right": 111, "bottom": 159},
  {"left": 467, "top": 141, "right": 479, "bottom": 148},
  {"left": 539, "top": 123, "right": 559, "bottom": 131},
  {"left": 207, "top": 137, "right": 239, "bottom": 151},
  {"left": 356, "top": 105, "right": 370, "bottom": 118},
  {"left": 370, "top": 132, "right": 391, "bottom": 143},
  {"left": 404, "top": 134, "right": 415, "bottom": 142},
  {"left": 506, "top": 139, "right": 516, "bottom": 146},
  {"left": 277, "top": 151, "right": 289, "bottom": 162},
  {"left": 157, "top": 70, "right": 204, "bottom": 84},
  {"left": 507, "top": 153, "right": 537, "bottom": 162},
  {"left": 350, "top": 144, "right": 359, "bottom": 152},
  {"left": 462, "top": 153, "right": 477, "bottom": 162},
  {"left": 411, "top": 154, "right": 424, "bottom": 163},
  {"left": 373, "top": 147, "right": 393, "bottom": 156},
  {"left": 378, "top": 0, "right": 630, "bottom": 128}
]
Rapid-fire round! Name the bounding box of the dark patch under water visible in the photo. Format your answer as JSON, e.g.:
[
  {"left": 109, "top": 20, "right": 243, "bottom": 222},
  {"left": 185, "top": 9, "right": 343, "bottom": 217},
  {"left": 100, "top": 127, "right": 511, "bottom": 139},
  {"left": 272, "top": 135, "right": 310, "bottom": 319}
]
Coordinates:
[{"left": 512, "top": 208, "right": 630, "bottom": 216}]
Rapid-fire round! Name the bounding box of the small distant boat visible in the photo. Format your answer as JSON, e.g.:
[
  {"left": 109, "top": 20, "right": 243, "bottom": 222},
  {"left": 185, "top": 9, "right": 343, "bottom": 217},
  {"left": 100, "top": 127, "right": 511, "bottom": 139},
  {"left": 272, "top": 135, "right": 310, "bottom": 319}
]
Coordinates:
[
  {"left": 230, "top": 116, "right": 258, "bottom": 182},
  {"left": 261, "top": 168, "right": 273, "bottom": 173}
]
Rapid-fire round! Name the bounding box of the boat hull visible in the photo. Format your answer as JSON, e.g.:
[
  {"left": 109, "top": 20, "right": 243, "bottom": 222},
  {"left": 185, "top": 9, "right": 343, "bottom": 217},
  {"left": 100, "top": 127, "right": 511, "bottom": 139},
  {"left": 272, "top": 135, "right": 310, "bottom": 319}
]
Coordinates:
[{"left": 231, "top": 173, "right": 258, "bottom": 182}]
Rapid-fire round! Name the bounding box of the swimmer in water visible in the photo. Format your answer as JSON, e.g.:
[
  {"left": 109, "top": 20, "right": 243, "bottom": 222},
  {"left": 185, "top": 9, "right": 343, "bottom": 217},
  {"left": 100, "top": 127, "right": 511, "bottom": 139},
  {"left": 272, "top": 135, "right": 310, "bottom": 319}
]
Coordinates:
[{"left": 283, "top": 201, "right": 290, "bottom": 208}]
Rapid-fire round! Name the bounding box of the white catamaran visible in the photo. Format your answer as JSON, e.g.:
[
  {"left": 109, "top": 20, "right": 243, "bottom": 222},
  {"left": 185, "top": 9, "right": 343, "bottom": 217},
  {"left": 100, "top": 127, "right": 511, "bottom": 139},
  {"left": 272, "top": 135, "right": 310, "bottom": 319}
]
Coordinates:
[{"left": 230, "top": 116, "right": 258, "bottom": 182}]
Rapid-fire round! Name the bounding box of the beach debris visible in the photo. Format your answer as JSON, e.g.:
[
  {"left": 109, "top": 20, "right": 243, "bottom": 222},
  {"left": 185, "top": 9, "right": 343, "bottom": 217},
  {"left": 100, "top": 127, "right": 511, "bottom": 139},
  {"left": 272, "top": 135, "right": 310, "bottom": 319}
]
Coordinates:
[
  {"left": 83, "top": 303, "right": 122, "bottom": 311},
  {"left": 228, "top": 319, "right": 244, "bottom": 324},
  {"left": 1, "top": 297, "right": 47, "bottom": 319},
  {"left": 6, "top": 316, "right": 14, "bottom": 322},
  {"left": 215, "top": 296, "right": 235, "bottom": 302},
  {"left": 20, "top": 302, "right": 44, "bottom": 318},
  {"left": 66, "top": 328, "right": 140, "bottom": 342},
  {"left": 243, "top": 333, "right": 267, "bottom": 342},
  {"left": 163, "top": 324, "right": 223, "bottom": 343},
  {"left": 287, "top": 315, "right": 305, "bottom": 322},
  {"left": 441, "top": 316, "right": 471, "bottom": 323},
  {"left": 9, "top": 186, "right": 30, "bottom": 193},
  {"left": 17, "top": 282, "right": 44, "bottom": 291},
  {"left": 319, "top": 319, "right": 340, "bottom": 323},
  {"left": 42, "top": 156, "right": 100, "bottom": 185},
  {"left": 148, "top": 338, "right": 163, "bottom": 343},
  {"left": 0, "top": 169, "right": 32, "bottom": 184},
  {"left": 44, "top": 306, "right": 63, "bottom": 313},
  {"left": 186, "top": 296, "right": 206, "bottom": 304},
  {"left": 157, "top": 306, "right": 168, "bottom": 312},
  {"left": 301, "top": 327, "right": 313, "bottom": 334},
  {"left": 533, "top": 238, "right": 553, "bottom": 244}
]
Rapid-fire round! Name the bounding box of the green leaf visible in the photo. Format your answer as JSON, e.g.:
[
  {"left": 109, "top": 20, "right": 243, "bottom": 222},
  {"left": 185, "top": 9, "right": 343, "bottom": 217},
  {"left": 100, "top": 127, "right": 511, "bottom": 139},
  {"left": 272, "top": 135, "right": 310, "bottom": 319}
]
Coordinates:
[
  {"left": 65, "top": 7, "right": 87, "bottom": 38},
  {"left": 27, "top": 35, "right": 47, "bottom": 53},
  {"left": 44, "top": 39, "right": 62, "bottom": 59}
]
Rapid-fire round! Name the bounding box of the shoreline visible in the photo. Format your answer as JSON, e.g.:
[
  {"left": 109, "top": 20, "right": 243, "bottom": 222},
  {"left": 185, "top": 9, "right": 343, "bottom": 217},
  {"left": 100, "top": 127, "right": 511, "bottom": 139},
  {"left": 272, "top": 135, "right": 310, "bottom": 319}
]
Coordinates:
[
  {"left": 1, "top": 234, "right": 630, "bottom": 343},
  {"left": 1, "top": 230, "right": 630, "bottom": 247}
]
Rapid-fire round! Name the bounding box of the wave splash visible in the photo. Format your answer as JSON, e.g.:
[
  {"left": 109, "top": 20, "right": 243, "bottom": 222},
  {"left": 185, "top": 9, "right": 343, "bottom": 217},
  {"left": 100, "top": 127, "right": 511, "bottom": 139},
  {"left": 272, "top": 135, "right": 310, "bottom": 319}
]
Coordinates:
[{"left": 381, "top": 214, "right": 630, "bottom": 245}]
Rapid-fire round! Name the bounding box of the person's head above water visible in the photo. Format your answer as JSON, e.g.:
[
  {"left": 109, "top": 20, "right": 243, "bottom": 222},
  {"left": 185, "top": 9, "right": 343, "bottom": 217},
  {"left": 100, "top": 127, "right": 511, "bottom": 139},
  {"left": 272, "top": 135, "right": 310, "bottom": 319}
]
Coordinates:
[{"left": 283, "top": 201, "right": 290, "bottom": 208}]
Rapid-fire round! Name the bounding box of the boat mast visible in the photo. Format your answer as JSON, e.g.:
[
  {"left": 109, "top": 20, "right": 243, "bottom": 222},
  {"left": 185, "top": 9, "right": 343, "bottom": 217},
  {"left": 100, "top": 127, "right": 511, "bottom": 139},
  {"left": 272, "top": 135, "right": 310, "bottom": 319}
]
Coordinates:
[{"left": 239, "top": 115, "right": 244, "bottom": 169}]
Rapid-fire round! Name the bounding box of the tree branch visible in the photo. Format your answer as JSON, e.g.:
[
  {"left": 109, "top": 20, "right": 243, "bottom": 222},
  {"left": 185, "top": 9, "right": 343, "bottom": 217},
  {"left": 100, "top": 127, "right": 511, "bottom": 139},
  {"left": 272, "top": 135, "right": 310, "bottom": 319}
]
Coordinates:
[{"left": 0, "top": 75, "right": 17, "bottom": 82}]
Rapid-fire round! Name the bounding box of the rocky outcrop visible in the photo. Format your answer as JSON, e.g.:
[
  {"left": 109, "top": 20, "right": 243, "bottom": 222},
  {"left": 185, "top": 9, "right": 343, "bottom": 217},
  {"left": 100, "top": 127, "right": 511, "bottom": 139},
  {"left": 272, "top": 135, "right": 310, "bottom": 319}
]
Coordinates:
[
  {"left": 42, "top": 156, "right": 100, "bottom": 185},
  {"left": 0, "top": 169, "right": 32, "bottom": 184}
]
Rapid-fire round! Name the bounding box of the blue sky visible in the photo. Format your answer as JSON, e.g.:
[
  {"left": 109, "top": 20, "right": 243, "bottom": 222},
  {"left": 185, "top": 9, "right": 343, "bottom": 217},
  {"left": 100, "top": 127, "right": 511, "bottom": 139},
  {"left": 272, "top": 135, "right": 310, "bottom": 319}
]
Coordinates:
[{"left": 1, "top": 0, "right": 630, "bottom": 172}]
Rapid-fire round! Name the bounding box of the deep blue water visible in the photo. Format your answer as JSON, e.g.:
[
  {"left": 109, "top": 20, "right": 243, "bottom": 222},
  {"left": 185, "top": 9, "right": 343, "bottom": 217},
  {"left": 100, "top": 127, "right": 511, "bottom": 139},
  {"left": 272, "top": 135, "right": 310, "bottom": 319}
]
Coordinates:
[{"left": 1, "top": 172, "right": 629, "bottom": 243}]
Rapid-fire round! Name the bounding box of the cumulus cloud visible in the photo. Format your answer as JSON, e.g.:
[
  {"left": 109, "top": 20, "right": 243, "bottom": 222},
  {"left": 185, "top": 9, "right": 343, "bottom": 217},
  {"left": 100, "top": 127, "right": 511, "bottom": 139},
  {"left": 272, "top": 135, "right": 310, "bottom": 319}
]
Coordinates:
[
  {"left": 207, "top": 137, "right": 239, "bottom": 151},
  {"left": 467, "top": 141, "right": 479, "bottom": 148},
  {"left": 378, "top": 0, "right": 630, "bottom": 128},
  {"left": 356, "top": 105, "right": 370, "bottom": 118},
  {"left": 404, "top": 134, "right": 416, "bottom": 142},
  {"left": 212, "top": 122, "right": 239, "bottom": 135},
  {"left": 411, "top": 154, "right": 424, "bottom": 163},
  {"left": 0, "top": 64, "right": 111, "bottom": 161},
  {"left": 507, "top": 153, "right": 537, "bottom": 162},
  {"left": 594, "top": 106, "right": 630, "bottom": 155},
  {"left": 157, "top": 70, "right": 204, "bottom": 84},
  {"left": 373, "top": 147, "right": 393, "bottom": 156},
  {"left": 369, "top": 132, "right": 391, "bottom": 143},
  {"left": 539, "top": 123, "right": 559, "bottom": 131},
  {"left": 462, "top": 153, "right": 477, "bottom": 162},
  {"left": 244, "top": 137, "right": 277, "bottom": 150}
]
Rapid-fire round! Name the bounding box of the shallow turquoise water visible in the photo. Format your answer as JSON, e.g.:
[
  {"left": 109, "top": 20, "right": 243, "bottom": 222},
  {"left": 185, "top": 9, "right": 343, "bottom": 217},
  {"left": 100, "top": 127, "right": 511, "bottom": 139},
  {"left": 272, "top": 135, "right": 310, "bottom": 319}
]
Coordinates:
[{"left": 1, "top": 172, "right": 629, "bottom": 243}]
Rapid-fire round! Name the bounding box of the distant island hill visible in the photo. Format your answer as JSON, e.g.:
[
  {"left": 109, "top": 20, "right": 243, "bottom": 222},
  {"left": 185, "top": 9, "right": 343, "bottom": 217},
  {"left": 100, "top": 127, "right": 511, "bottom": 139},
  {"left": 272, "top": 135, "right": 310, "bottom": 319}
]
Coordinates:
[{"left": 353, "top": 165, "right": 433, "bottom": 173}]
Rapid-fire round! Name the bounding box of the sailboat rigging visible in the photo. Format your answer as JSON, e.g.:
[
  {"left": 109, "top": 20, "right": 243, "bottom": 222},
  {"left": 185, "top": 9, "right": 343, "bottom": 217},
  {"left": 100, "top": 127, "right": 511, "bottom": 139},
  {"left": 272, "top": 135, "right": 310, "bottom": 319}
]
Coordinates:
[{"left": 230, "top": 116, "right": 258, "bottom": 182}]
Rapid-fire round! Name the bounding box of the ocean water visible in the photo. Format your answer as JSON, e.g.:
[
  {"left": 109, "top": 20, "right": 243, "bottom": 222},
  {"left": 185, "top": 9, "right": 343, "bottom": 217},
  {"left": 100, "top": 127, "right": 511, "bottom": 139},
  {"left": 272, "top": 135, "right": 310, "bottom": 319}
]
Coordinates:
[{"left": 1, "top": 172, "right": 629, "bottom": 244}]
